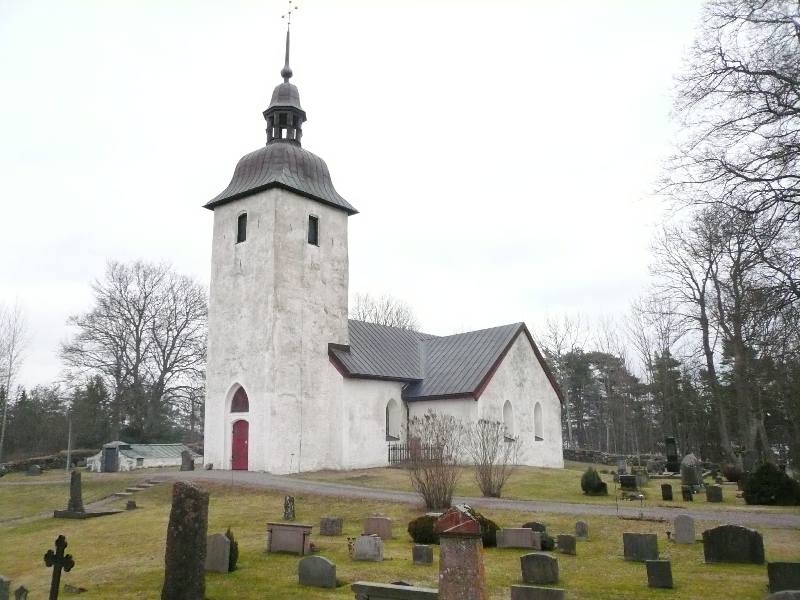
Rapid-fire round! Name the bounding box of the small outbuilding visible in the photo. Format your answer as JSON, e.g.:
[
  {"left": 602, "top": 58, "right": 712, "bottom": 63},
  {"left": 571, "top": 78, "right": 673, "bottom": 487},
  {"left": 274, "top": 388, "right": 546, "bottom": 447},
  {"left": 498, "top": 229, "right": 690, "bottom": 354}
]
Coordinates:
[{"left": 86, "top": 441, "right": 202, "bottom": 472}]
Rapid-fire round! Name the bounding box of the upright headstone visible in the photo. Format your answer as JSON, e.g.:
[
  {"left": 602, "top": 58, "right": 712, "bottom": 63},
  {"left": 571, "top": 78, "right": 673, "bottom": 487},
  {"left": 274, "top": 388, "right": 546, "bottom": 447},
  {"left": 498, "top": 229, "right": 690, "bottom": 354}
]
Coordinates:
[
  {"left": 574, "top": 520, "right": 588, "bottom": 541},
  {"left": 665, "top": 436, "right": 680, "bottom": 473},
  {"left": 520, "top": 553, "right": 559, "bottom": 584},
  {"left": 13, "top": 587, "right": 27, "bottom": 600},
  {"left": 619, "top": 475, "right": 638, "bottom": 490},
  {"left": 762, "top": 593, "right": 800, "bottom": 600},
  {"left": 283, "top": 496, "right": 295, "bottom": 521},
  {"left": 706, "top": 485, "right": 723, "bottom": 502},
  {"left": 352, "top": 536, "right": 383, "bottom": 561},
  {"left": 646, "top": 560, "right": 673, "bottom": 589},
  {"left": 161, "top": 481, "right": 209, "bottom": 600},
  {"left": 363, "top": 516, "right": 392, "bottom": 540},
  {"left": 204, "top": 533, "right": 230, "bottom": 573},
  {"left": 319, "top": 516, "right": 343, "bottom": 536},
  {"left": 510, "top": 586, "right": 565, "bottom": 600},
  {"left": 179, "top": 450, "right": 194, "bottom": 472},
  {"left": 680, "top": 454, "right": 703, "bottom": 490},
  {"left": 681, "top": 485, "right": 693, "bottom": 501},
  {"left": 674, "top": 514, "right": 695, "bottom": 544},
  {"left": 67, "top": 471, "right": 84, "bottom": 513},
  {"left": 0, "top": 575, "right": 10, "bottom": 600},
  {"left": 556, "top": 534, "right": 576, "bottom": 556},
  {"left": 702, "top": 524, "right": 765, "bottom": 564},
  {"left": 617, "top": 459, "right": 628, "bottom": 474},
  {"left": 661, "top": 484, "right": 673, "bottom": 501},
  {"left": 413, "top": 545, "right": 434, "bottom": 565},
  {"left": 623, "top": 532, "right": 658, "bottom": 561},
  {"left": 497, "top": 528, "right": 540, "bottom": 549},
  {"left": 768, "top": 562, "right": 800, "bottom": 593},
  {"left": 434, "top": 505, "right": 487, "bottom": 600},
  {"left": 298, "top": 556, "right": 336, "bottom": 589},
  {"left": 26, "top": 465, "right": 41, "bottom": 476}
]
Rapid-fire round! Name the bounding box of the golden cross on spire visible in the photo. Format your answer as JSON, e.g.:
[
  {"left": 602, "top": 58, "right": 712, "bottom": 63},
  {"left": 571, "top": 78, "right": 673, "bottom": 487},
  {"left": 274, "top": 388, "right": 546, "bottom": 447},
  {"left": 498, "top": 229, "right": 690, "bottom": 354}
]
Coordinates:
[{"left": 282, "top": 0, "right": 298, "bottom": 29}]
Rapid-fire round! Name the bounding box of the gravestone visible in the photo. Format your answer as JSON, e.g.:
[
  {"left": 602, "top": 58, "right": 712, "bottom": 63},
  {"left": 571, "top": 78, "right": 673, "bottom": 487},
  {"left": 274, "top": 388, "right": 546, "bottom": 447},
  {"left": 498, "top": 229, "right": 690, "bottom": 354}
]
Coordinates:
[
  {"left": 67, "top": 471, "right": 84, "bottom": 513},
  {"left": 680, "top": 454, "right": 703, "bottom": 489},
  {"left": 161, "top": 481, "right": 209, "bottom": 600},
  {"left": 44, "top": 535, "right": 75, "bottom": 600},
  {"left": 623, "top": 532, "right": 659, "bottom": 561},
  {"left": 646, "top": 560, "right": 673, "bottom": 589},
  {"left": 319, "top": 516, "right": 343, "bottom": 536},
  {"left": 298, "top": 555, "right": 336, "bottom": 589},
  {"left": 768, "top": 562, "right": 800, "bottom": 593},
  {"left": 521, "top": 521, "right": 547, "bottom": 533},
  {"left": 126, "top": 501, "right": 137, "bottom": 510},
  {"left": 204, "top": 533, "right": 230, "bottom": 573},
  {"left": 363, "top": 516, "right": 392, "bottom": 540},
  {"left": 702, "top": 524, "right": 765, "bottom": 564},
  {"left": 266, "top": 522, "right": 312, "bottom": 555},
  {"left": 283, "top": 496, "right": 295, "bottom": 521},
  {"left": 674, "top": 514, "right": 695, "bottom": 544},
  {"left": 497, "top": 528, "right": 540, "bottom": 549},
  {"left": 619, "top": 475, "right": 637, "bottom": 490},
  {"left": 574, "top": 520, "right": 588, "bottom": 541},
  {"left": 434, "top": 505, "right": 488, "bottom": 600},
  {"left": 26, "top": 465, "right": 41, "bottom": 476},
  {"left": 13, "top": 587, "right": 27, "bottom": 600},
  {"left": 681, "top": 485, "right": 693, "bottom": 501},
  {"left": 353, "top": 536, "right": 383, "bottom": 561},
  {"left": 179, "top": 450, "right": 194, "bottom": 472},
  {"left": 706, "top": 485, "right": 723, "bottom": 503},
  {"left": 661, "top": 484, "right": 673, "bottom": 501},
  {"left": 520, "top": 553, "right": 559, "bottom": 584},
  {"left": 412, "top": 545, "right": 433, "bottom": 565},
  {"left": 763, "top": 593, "right": 800, "bottom": 600},
  {"left": 617, "top": 459, "right": 628, "bottom": 474},
  {"left": 715, "top": 476, "right": 724, "bottom": 485},
  {"left": 634, "top": 470, "right": 649, "bottom": 488},
  {"left": 665, "top": 436, "right": 680, "bottom": 473},
  {"left": 556, "top": 534, "right": 576, "bottom": 556},
  {"left": 351, "top": 582, "right": 437, "bottom": 599},
  {"left": 510, "top": 585, "right": 565, "bottom": 600},
  {"left": 0, "top": 575, "right": 9, "bottom": 600}
]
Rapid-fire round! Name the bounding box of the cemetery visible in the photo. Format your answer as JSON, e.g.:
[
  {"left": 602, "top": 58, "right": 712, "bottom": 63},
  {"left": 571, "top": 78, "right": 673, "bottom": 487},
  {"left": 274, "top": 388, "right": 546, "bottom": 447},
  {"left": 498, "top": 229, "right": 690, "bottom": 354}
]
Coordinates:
[{"left": 0, "top": 461, "right": 798, "bottom": 599}]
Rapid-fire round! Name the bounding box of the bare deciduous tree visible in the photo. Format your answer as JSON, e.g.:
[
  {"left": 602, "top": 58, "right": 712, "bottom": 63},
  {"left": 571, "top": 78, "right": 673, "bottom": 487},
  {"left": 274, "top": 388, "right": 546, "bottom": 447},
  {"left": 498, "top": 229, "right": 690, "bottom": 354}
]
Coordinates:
[
  {"left": 350, "top": 292, "right": 421, "bottom": 331},
  {"left": 406, "top": 410, "right": 463, "bottom": 509},
  {"left": 464, "top": 419, "right": 522, "bottom": 498},
  {"left": 0, "top": 299, "right": 31, "bottom": 462},
  {"left": 61, "top": 260, "right": 207, "bottom": 442}
]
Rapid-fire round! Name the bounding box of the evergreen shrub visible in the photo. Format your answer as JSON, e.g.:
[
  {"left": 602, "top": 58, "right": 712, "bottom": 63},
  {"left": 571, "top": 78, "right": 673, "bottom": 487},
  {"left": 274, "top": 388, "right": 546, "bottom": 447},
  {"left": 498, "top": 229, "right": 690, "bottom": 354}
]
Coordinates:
[
  {"left": 540, "top": 532, "right": 555, "bottom": 551},
  {"left": 581, "top": 467, "right": 608, "bottom": 496},
  {"left": 407, "top": 515, "right": 440, "bottom": 544},
  {"left": 743, "top": 462, "right": 800, "bottom": 506},
  {"left": 225, "top": 526, "right": 239, "bottom": 571}
]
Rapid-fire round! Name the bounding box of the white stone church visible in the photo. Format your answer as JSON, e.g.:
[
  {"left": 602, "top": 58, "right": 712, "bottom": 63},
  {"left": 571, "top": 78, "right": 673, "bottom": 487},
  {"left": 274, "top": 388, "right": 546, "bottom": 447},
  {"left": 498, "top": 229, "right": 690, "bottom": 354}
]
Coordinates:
[{"left": 203, "top": 31, "right": 564, "bottom": 474}]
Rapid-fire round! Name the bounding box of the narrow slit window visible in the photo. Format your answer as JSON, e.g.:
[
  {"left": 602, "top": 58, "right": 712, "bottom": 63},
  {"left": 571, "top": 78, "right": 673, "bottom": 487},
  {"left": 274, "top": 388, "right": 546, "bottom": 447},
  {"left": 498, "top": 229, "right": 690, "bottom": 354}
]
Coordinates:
[
  {"left": 236, "top": 213, "right": 247, "bottom": 244},
  {"left": 308, "top": 215, "right": 319, "bottom": 245}
]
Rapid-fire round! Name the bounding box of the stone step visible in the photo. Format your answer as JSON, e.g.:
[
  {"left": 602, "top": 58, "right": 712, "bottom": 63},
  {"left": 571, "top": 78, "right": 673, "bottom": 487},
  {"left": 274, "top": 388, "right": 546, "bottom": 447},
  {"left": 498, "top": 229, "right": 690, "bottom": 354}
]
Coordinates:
[{"left": 114, "top": 492, "right": 133, "bottom": 497}]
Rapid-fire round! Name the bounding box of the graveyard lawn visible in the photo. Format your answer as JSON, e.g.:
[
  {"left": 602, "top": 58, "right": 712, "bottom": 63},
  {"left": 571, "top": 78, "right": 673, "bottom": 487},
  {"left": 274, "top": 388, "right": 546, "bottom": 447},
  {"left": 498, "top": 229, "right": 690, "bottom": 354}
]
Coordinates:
[
  {"left": 291, "top": 461, "right": 797, "bottom": 513},
  {"left": 1, "top": 479, "right": 799, "bottom": 599},
  {"left": 0, "top": 469, "right": 170, "bottom": 521}
]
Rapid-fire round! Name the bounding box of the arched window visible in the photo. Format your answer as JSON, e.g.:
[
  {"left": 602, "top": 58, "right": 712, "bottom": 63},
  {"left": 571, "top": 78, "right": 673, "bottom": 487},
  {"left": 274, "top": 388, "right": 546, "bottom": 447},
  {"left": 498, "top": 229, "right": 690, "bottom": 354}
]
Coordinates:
[
  {"left": 534, "top": 401, "right": 543, "bottom": 441},
  {"left": 231, "top": 387, "right": 249, "bottom": 413},
  {"left": 503, "top": 400, "right": 515, "bottom": 439},
  {"left": 386, "top": 399, "right": 400, "bottom": 441},
  {"left": 236, "top": 213, "right": 247, "bottom": 244}
]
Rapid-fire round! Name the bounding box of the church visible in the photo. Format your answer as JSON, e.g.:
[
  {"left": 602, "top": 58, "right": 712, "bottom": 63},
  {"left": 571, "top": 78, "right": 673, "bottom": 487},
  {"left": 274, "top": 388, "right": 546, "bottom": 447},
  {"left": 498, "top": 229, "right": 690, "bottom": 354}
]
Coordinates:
[{"left": 202, "top": 27, "right": 564, "bottom": 475}]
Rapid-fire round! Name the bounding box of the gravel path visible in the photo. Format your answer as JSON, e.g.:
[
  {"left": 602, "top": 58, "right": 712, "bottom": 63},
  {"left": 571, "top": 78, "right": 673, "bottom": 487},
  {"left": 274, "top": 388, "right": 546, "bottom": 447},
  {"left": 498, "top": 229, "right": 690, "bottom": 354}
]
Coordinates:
[{"left": 161, "top": 470, "right": 800, "bottom": 528}]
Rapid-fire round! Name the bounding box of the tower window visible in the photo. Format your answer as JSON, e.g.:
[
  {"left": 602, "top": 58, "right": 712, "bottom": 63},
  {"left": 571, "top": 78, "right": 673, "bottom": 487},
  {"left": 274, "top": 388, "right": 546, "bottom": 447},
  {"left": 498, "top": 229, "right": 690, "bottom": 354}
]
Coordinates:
[
  {"left": 308, "top": 215, "right": 319, "bottom": 245},
  {"left": 236, "top": 213, "right": 247, "bottom": 244}
]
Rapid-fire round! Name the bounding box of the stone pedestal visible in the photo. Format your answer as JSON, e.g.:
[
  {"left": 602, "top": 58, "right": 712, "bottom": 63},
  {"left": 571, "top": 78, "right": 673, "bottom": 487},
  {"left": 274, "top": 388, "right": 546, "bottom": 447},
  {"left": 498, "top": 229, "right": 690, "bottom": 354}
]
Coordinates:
[
  {"left": 161, "top": 481, "right": 209, "bottom": 600},
  {"left": 435, "top": 506, "right": 487, "bottom": 600}
]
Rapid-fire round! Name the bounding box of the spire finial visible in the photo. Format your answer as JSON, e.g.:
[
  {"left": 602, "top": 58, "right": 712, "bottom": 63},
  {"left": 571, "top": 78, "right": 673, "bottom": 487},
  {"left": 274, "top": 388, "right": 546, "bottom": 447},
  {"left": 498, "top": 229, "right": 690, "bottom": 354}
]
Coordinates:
[{"left": 280, "top": 0, "right": 298, "bottom": 82}]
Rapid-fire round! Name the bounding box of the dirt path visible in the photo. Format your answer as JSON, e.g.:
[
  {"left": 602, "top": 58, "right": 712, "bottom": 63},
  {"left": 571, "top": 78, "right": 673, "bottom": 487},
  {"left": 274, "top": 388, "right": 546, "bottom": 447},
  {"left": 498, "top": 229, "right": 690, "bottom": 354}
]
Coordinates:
[{"left": 161, "top": 470, "right": 800, "bottom": 528}]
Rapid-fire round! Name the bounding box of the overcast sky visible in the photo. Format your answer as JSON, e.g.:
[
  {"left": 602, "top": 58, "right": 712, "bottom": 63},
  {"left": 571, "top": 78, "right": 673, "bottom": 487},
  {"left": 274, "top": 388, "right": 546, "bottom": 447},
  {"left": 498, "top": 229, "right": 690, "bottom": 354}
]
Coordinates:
[{"left": 0, "top": 0, "right": 703, "bottom": 389}]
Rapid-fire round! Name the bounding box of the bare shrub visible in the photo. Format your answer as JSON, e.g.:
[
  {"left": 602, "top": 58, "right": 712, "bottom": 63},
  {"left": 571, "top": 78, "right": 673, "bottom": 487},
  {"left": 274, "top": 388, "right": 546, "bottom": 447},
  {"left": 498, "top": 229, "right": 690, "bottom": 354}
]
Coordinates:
[
  {"left": 406, "top": 410, "right": 463, "bottom": 509},
  {"left": 464, "top": 419, "right": 522, "bottom": 498}
]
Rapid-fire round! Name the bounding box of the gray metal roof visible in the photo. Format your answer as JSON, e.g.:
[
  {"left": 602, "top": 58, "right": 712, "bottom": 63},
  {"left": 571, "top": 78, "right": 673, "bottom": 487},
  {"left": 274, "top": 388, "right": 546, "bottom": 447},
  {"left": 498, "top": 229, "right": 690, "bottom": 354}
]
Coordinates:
[
  {"left": 113, "top": 443, "right": 199, "bottom": 460},
  {"left": 268, "top": 81, "right": 304, "bottom": 112},
  {"left": 204, "top": 141, "right": 358, "bottom": 215},
  {"left": 329, "top": 320, "right": 563, "bottom": 402}
]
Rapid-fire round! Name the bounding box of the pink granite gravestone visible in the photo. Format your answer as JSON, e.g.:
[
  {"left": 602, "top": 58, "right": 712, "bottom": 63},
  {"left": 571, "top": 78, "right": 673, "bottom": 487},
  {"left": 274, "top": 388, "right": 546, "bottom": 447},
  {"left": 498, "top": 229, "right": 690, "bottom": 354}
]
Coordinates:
[{"left": 434, "top": 505, "right": 487, "bottom": 600}]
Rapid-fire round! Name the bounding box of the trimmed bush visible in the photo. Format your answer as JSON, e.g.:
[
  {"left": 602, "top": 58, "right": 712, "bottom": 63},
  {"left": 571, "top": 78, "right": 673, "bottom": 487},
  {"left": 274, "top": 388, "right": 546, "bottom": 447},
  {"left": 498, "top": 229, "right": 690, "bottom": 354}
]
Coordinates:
[
  {"left": 721, "top": 463, "right": 742, "bottom": 483},
  {"left": 540, "top": 532, "right": 555, "bottom": 551},
  {"left": 476, "top": 514, "right": 499, "bottom": 548},
  {"left": 581, "top": 467, "right": 608, "bottom": 496},
  {"left": 407, "top": 515, "right": 440, "bottom": 544},
  {"left": 225, "top": 527, "right": 239, "bottom": 572},
  {"left": 743, "top": 462, "right": 800, "bottom": 506}
]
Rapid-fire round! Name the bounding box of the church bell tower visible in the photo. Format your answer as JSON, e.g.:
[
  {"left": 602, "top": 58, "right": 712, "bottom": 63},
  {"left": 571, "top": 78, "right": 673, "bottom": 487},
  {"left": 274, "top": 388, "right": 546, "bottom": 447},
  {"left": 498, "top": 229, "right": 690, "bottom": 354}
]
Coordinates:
[{"left": 203, "top": 17, "right": 357, "bottom": 474}]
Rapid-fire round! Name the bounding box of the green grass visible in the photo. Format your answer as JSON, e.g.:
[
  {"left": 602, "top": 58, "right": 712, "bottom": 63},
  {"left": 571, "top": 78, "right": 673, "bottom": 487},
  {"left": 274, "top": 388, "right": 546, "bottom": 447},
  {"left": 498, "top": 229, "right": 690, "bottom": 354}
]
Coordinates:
[{"left": 1, "top": 474, "right": 798, "bottom": 599}]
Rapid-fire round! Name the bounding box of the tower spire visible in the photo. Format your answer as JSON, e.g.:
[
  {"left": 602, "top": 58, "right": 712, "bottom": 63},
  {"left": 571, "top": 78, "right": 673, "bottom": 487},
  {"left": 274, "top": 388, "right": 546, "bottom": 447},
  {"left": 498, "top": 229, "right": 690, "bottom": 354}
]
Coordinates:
[{"left": 280, "top": 0, "right": 298, "bottom": 82}]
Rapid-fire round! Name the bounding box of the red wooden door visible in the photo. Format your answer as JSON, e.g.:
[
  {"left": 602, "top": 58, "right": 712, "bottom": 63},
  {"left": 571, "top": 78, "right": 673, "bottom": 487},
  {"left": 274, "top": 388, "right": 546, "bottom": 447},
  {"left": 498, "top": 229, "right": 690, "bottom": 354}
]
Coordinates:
[{"left": 231, "top": 420, "right": 249, "bottom": 470}]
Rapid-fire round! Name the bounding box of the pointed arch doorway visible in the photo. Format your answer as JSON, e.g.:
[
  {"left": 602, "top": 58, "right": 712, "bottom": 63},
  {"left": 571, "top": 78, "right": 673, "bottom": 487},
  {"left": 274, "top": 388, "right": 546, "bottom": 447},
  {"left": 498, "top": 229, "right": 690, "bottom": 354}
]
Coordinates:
[{"left": 231, "top": 420, "right": 249, "bottom": 470}]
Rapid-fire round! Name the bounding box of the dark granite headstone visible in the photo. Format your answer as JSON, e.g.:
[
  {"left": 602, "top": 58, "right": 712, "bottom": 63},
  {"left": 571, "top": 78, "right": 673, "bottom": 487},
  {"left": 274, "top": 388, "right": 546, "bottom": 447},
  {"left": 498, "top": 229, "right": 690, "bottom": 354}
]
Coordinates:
[
  {"left": 646, "top": 560, "right": 673, "bottom": 588},
  {"left": 67, "top": 471, "right": 84, "bottom": 513},
  {"left": 412, "top": 545, "right": 433, "bottom": 565},
  {"left": 768, "top": 562, "right": 800, "bottom": 593},
  {"left": 705, "top": 485, "right": 723, "bottom": 503},
  {"left": 623, "top": 532, "right": 658, "bottom": 561},
  {"left": 520, "top": 553, "right": 559, "bottom": 584},
  {"left": 665, "top": 436, "right": 679, "bottom": 472},
  {"left": 319, "top": 516, "right": 343, "bottom": 536},
  {"left": 763, "top": 592, "right": 800, "bottom": 600},
  {"left": 556, "top": 534, "right": 576, "bottom": 556},
  {"left": 619, "top": 475, "right": 637, "bottom": 490},
  {"left": 510, "top": 585, "right": 565, "bottom": 600},
  {"left": 661, "top": 484, "right": 673, "bottom": 501},
  {"left": 126, "top": 500, "right": 137, "bottom": 510},
  {"left": 702, "top": 524, "right": 764, "bottom": 564},
  {"left": 298, "top": 556, "right": 336, "bottom": 589},
  {"left": 681, "top": 485, "right": 693, "bottom": 501},
  {"left": 161, "top": 481, "right": 209, "bottom": 600}
]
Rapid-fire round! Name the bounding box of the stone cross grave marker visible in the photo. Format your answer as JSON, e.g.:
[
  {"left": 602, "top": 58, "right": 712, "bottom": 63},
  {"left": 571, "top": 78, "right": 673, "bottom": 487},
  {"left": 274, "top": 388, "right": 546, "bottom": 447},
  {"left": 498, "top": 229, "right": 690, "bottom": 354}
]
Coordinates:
[
  {"left": 44, "top": 535, "right": 75, "bottom": 600},
  {"left": 161, "top": 481, "right": 209, "bottom": 600},
  {"left": 768, "top": 562, "right": 800, "bottom": 593},
  {"left": 283, "top": 495, "right": 295, "bottom": 521},
  {"left": 520, "top": 553, "right": 559, "bottom": 584},
  {"left": 702, "top": 524, "right": 764, "bottom": 564},
  {"left": 674, "top": 514, "right": 695, "bottom": 544},
  {"left": 575, "top": 520, "right": 588, "bottom": 541}
]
